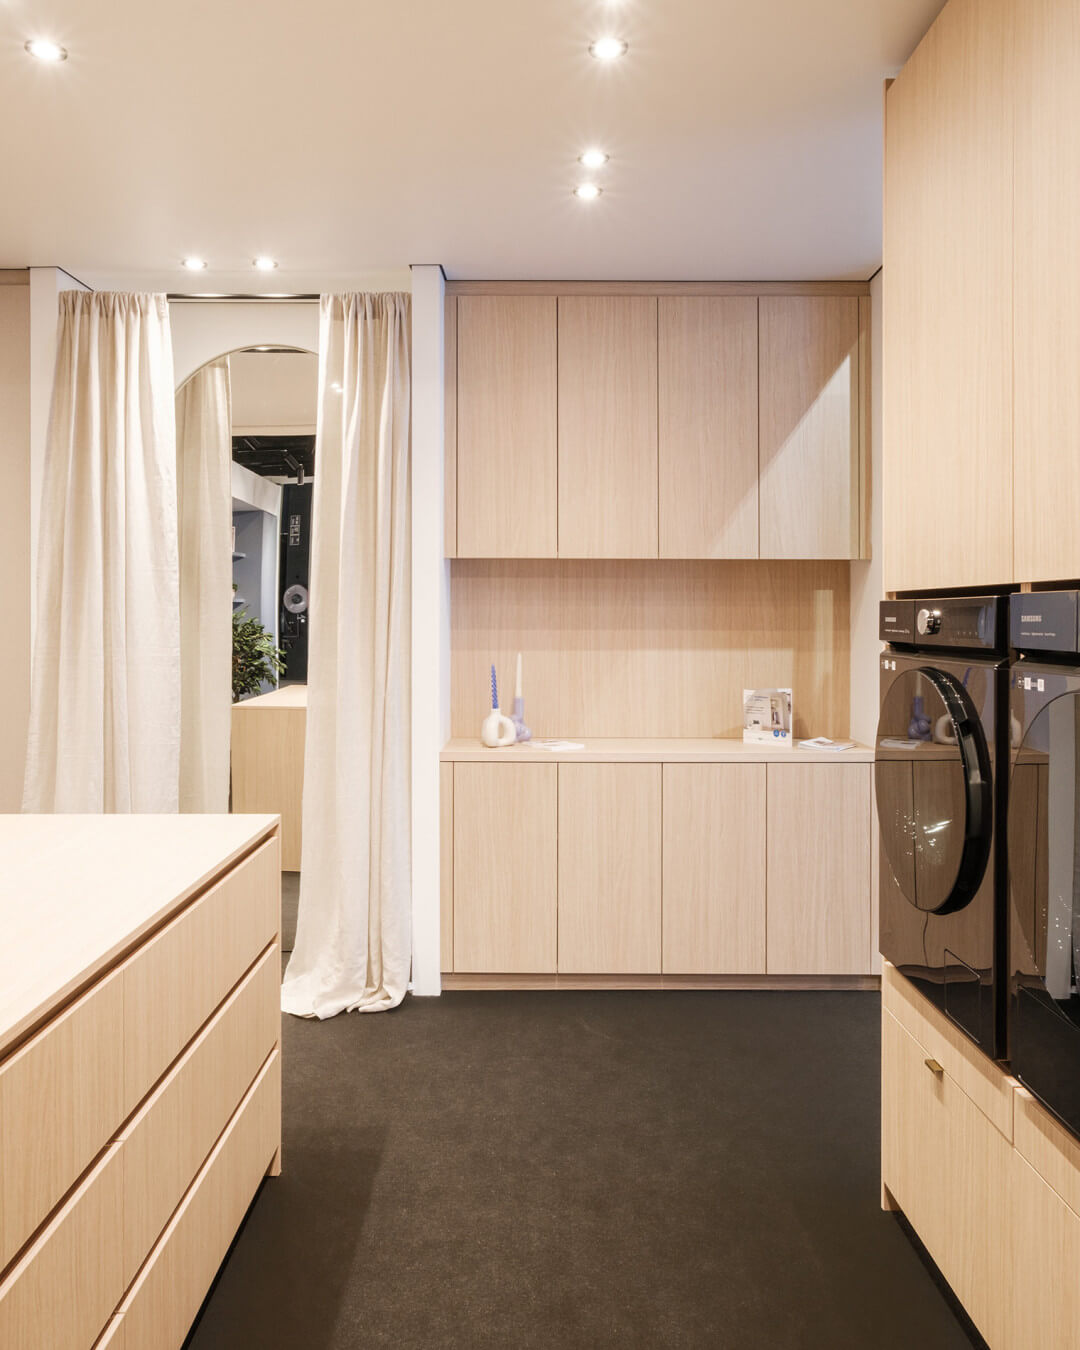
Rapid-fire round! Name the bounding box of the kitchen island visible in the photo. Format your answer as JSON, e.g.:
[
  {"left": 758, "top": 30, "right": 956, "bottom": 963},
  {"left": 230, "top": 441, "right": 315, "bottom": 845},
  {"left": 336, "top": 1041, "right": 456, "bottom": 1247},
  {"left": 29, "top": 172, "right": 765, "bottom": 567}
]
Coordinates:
[{"left": 0, "top": 813, "right": 281, "bottom": 1350}]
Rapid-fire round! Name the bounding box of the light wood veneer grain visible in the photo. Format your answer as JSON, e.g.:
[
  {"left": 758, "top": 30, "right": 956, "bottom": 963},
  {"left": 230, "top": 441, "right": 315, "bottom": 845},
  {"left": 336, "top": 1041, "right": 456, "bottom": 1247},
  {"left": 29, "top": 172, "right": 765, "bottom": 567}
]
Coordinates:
[
  {"left": 456, "top": 294, "right": 558, "bottom": 557},
  {"left": 883, "top": 0, "right": 1013, "bottom": 590},
  {"left": 557, "top": 295, "right": 658, "bottom": 558},
  {"left": 765, "top": 763, "right": 871, "bottom": 974},
  {"left": 662, "top": 764, "right": 766, "bottom": 974},
  {"left": 557, "top": 764, "right": 662, "bottom": 974},
  {"left": 658, "top": 296, "right": 759, "bottom": 559},
  {"left": 450, "top": 559, "right": 850, "bottom": 741},
  {"left": 122, "top": 836, "right": 280, "bottom": 1116},
  {"left": 453, "top": 763, "right": 557, "bottom": 973},
  {"left": 759, "top": 295, "right": 861, "bottom": 560}
]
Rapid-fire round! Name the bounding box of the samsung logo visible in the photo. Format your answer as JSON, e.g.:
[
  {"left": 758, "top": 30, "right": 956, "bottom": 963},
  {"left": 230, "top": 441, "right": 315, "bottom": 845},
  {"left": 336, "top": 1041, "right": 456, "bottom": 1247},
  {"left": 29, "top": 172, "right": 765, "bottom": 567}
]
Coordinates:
[{"left": 1021, "top": 614, "right": 1042, "bottom": 623}]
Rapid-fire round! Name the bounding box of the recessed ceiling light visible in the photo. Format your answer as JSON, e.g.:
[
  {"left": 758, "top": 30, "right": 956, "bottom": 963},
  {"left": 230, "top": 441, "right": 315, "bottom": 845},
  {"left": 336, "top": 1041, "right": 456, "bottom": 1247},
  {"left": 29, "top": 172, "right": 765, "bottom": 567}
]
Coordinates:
[
  {"left": 574, "top": 183, "right": 602, "bottom": 201},
  {"left": 579, "top": 148, "right": 609, "bottom": 170},
  {"left": 25, "top": 38, "right": 67, "bottom": 62},
  {"left": 589, "top": 37, "right": 627, "bottom": 60},
  {"left": 253, "top": 256, "right": 278, "bottom": 271},
  {"left": 181, "top": 257, "right": 208, "bottom": 271}
]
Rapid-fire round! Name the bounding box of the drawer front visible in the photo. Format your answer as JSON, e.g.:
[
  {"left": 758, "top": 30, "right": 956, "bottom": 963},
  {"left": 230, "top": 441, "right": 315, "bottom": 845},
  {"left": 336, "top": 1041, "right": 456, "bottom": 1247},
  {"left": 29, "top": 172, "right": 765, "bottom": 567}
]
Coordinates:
[
  {"left": 1014, "top": 1086, "right": 1080, "bottom": 1218},
  {"left": 0, "top": 969, "right": 123, "bottom": 1270},
  {"left": 882, "top": 960, "right": 1013, "bottom": 1140},
  {"left": 119, "top": 945, "right": 280, "bottom": 1285},
  {"left": 121, "top": 1049, "right": 280, "bottom": 1350},
  {"left": 882, "top": 1009, "right": 1009, "bottom": 1347},
  {"left": 0, "top": 1142, "right": 123, "bottom": 1350},
  {"left": 123, "top": 838, "right": 279, "bottom": 1115},
  {"left": 1009, "top": 1150, "right": 1080, "bottom": 1350}
]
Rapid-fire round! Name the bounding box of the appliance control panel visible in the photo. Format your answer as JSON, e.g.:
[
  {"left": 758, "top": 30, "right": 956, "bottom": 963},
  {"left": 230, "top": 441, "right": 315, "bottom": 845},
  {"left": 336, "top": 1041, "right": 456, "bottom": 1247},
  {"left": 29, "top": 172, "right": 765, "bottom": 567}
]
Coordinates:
[
  {"left": 1010, "top": 590, "right": 1080, "bottom": 654},
  {"left": 879, "top": 601, "right": 915, "bottom": 642},
  {"left": 880, "top": 596, "right": 1003, "bottom": 651}
]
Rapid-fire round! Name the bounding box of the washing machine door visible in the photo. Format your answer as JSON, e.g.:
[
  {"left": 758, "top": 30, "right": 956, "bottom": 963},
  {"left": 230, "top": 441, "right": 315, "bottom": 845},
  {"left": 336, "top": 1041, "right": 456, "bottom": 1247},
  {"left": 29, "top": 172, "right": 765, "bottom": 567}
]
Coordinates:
[{"left": 875, "top": 665, "right": 993, "bottom": 916}]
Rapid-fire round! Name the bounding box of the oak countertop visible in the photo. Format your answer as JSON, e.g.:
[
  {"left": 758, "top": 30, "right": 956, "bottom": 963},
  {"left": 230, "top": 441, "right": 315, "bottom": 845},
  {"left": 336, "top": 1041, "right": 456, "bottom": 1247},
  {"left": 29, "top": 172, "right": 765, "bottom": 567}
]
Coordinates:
[
  {"left": 0, "top": 813, "right": 278, "bottom": 1057},
  {"left": 233, "top": 684, "right": 308, "bottom": 710},
  {"left": 440, "top": 737, "right": 875, "bottom": 764}
]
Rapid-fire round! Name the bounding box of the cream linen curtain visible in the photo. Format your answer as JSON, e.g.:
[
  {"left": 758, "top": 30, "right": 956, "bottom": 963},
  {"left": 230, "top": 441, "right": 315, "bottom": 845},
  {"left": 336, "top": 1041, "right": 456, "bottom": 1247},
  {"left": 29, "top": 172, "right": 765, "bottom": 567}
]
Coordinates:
[
  {"left": 23, "top": 291, "right": 180, "bottom": 813},
  {"left": 176, "top": 357, "right": 232, "bottom": 812},
  {"left": 282, "top": 293, "right": 412, "bottom": 1017}
]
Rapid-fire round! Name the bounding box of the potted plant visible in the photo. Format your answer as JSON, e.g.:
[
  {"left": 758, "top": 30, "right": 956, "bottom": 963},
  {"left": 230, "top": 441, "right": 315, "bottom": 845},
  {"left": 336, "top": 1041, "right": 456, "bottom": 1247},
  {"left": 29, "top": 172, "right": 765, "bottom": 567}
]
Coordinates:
[{"left": 232, "top": 593, "right": 286, "bottom": 701}]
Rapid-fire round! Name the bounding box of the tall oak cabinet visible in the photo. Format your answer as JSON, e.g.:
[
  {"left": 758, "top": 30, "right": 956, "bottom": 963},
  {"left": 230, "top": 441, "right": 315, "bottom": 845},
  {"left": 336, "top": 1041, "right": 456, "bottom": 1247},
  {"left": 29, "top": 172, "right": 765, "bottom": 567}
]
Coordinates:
[{"left": 884, "top": 0, "right": 1080, "bottom": 590}]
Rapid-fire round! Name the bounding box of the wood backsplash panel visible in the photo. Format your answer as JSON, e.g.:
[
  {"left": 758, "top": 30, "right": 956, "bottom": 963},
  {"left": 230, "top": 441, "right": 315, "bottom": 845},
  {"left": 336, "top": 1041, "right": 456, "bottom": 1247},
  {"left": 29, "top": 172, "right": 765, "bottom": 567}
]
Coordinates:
[{"left": 450, "top": 560, "right": 851, "bottom": 740}]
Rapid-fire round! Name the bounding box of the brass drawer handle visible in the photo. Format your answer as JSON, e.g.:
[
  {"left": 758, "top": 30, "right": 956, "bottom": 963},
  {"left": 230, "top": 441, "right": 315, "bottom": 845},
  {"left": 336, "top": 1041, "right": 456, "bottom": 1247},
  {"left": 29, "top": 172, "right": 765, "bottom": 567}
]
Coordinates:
[{"left": 925, "top": 1058, "right": 944, "bottom": 1077}]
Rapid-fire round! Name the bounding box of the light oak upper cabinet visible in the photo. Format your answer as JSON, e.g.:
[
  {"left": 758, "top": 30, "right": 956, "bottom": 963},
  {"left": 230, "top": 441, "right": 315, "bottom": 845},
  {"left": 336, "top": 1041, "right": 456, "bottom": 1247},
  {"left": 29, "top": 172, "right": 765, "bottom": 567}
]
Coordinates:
[
  {"left": 766, "top": 763, "right": 871, "bottom": 974},
  {"left": 759, "top": 296, "right": 861, "bottom": 560},
  {"left": 883, "top": 0, "right": 1013, "bottom": 591},
  {"left": 558, "top": 764, "right": 662, "bottom": 973},
  {"left": 1013, "top": 0, "right": 1080, "bottom": 582},
  {"left": 558, "top": 296, "right": 658, "bottom": 558},
  {"left": 658, "top": 297, "right": 759, "bottom": 559},
  {"left": 453, "top": 763, "right": 558, "bottom": 973},
  {"left": 456, "top": 295, "right": 558, "bottom": 558}
]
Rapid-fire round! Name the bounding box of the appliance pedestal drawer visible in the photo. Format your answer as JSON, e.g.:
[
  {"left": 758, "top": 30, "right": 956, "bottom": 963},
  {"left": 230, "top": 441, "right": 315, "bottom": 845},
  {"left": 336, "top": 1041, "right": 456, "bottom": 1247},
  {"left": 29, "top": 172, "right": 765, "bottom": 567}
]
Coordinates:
[{"left": 881, "top": 1007, "right": 1010, "bottom": 1347}]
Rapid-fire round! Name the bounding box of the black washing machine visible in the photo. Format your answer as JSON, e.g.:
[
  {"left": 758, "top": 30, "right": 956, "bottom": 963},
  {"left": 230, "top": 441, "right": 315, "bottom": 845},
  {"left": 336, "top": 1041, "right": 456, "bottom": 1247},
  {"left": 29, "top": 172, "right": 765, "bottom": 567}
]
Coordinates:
[
  {"left": 875, "top": 595, "right": 1008, "bottom": 1059},
  {"left": 1007, "top": 590, "right": 1080, "bottom": 1137}
]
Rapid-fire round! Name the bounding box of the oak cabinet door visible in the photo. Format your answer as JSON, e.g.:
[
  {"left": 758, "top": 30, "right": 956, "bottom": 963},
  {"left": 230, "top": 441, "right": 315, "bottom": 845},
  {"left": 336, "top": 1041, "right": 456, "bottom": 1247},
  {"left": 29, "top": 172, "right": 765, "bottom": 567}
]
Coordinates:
[
  {"left": 662, "top": 764, "right": 766, "bottom": 973},
  {"left": 558, "top": 296, "right": 658, "bottom": 558},
  {"left": 658, "top": 297, "right": 759, "bottom": 559},
  {"left": 765, "top": 763, "right": 871, "bottom": 974},
  {"left": 453, "top": 763, "right": 557, "bottom": 972},
  {"left": 558, "top": 764, "right": 662, "bottom": 972},
  {"left": 1014, "top": 0, "right": 1080, "bottom": 581},
  {"left": 759, "top": 296, "right": 860, "bottom": 560},
  {"left": 882, "top": 0, "right": 1013, "bottom": 590},
  {"left": 456, "top": 295, "right": 558, "bottom": 558}
]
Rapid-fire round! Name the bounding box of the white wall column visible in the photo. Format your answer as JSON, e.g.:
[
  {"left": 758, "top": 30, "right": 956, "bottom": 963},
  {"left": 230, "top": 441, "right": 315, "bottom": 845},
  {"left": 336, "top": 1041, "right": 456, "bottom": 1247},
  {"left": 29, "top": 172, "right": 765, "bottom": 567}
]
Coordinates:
[{"left": 410, "top": 265, "right": 449, "bottom": 996}]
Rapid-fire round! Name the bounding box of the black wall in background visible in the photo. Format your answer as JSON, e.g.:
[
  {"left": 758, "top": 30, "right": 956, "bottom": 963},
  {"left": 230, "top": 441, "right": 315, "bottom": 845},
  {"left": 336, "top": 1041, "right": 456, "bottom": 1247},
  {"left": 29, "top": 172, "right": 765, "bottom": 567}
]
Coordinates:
[{"left": 280, "top": 483, "right": 312, "bottom": 682}]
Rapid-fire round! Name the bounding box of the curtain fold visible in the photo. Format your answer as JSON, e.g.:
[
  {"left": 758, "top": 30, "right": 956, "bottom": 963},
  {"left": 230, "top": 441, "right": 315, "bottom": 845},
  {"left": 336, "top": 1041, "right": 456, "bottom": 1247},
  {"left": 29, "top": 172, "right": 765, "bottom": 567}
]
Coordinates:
[
  {"left": 23, "top": 291, "right": 180, "bottom": 814},
  {"left": 176, "top": 356, "right": 232, "bottom": 812},
  {"left": 282, "top": 292, "right": 412, "bottom": 1017}
]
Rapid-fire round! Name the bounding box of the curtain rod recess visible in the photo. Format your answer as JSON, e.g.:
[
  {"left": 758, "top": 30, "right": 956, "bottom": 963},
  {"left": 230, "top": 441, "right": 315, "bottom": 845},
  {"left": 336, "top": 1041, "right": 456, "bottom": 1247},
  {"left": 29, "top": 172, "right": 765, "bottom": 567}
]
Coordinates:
[{"left": 165, "top": 293, "right": 321, "bottom": 302}]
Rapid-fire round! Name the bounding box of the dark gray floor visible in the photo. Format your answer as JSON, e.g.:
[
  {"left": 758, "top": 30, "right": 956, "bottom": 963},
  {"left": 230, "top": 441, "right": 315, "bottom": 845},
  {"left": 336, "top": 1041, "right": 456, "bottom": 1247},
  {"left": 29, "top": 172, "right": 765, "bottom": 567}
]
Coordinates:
[{"left": 185, "top": 989, "right": 984, "bottom": 1350}]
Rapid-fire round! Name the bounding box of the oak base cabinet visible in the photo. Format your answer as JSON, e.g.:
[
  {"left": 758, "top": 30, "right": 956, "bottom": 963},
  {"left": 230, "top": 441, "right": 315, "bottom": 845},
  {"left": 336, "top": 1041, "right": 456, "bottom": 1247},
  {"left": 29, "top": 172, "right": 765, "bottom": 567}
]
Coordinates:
[
  {"left": 453, "top": 763, "right": 558, "bottom": 973},
  {"left": 662, "top": 764, "right": 766, "bottom": 973},
  {"left": 558, "top": 764, "right": 662, "bottom": 974},
  {"left": 441, "top": 754, "right": 873, "bottom": 980},
  {"left": 766, "top": 763, "right": 872, "bottom": 975}
]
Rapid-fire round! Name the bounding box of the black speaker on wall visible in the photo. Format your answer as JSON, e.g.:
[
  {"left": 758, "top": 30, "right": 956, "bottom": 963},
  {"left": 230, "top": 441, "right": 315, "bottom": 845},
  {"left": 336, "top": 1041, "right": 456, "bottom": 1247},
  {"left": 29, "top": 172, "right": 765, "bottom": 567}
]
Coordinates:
[{"left": 279, "top": 483, "right": 312, "bottom": 682}]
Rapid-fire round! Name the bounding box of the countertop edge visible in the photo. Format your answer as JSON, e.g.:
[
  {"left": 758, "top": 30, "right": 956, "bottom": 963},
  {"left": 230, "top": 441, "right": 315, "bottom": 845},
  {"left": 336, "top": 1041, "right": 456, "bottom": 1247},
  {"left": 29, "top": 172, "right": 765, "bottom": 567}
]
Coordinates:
[
  {"left": 0, "top": 815, "right": 279, "bottom": 1059},
  {"left": 440, "top": 739, "right": 875, "bottom": 764}
]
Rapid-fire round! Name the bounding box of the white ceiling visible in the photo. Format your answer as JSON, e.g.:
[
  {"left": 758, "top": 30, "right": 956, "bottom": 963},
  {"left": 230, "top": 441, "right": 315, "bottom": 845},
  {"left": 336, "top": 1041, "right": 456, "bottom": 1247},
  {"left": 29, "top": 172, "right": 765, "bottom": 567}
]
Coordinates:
[{"left": 0, "top": 0, "right": 944, "bottom": 290}]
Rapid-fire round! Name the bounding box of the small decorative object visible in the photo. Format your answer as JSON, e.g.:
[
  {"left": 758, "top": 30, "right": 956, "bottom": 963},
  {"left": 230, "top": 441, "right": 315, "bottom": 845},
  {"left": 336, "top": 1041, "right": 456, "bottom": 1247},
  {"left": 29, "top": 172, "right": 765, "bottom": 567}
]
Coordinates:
[
  {"left": 743, "top": 688, "right": 793, "bottom": 747},
  {"left": 908, "top": 695, "right": 932, "bottom": 741},
  {"left": 511, "top": 651, "right": 531, "bottom": 742},
  {"left": 481, "top": 664, "right": 516, "bottom": 748}
]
